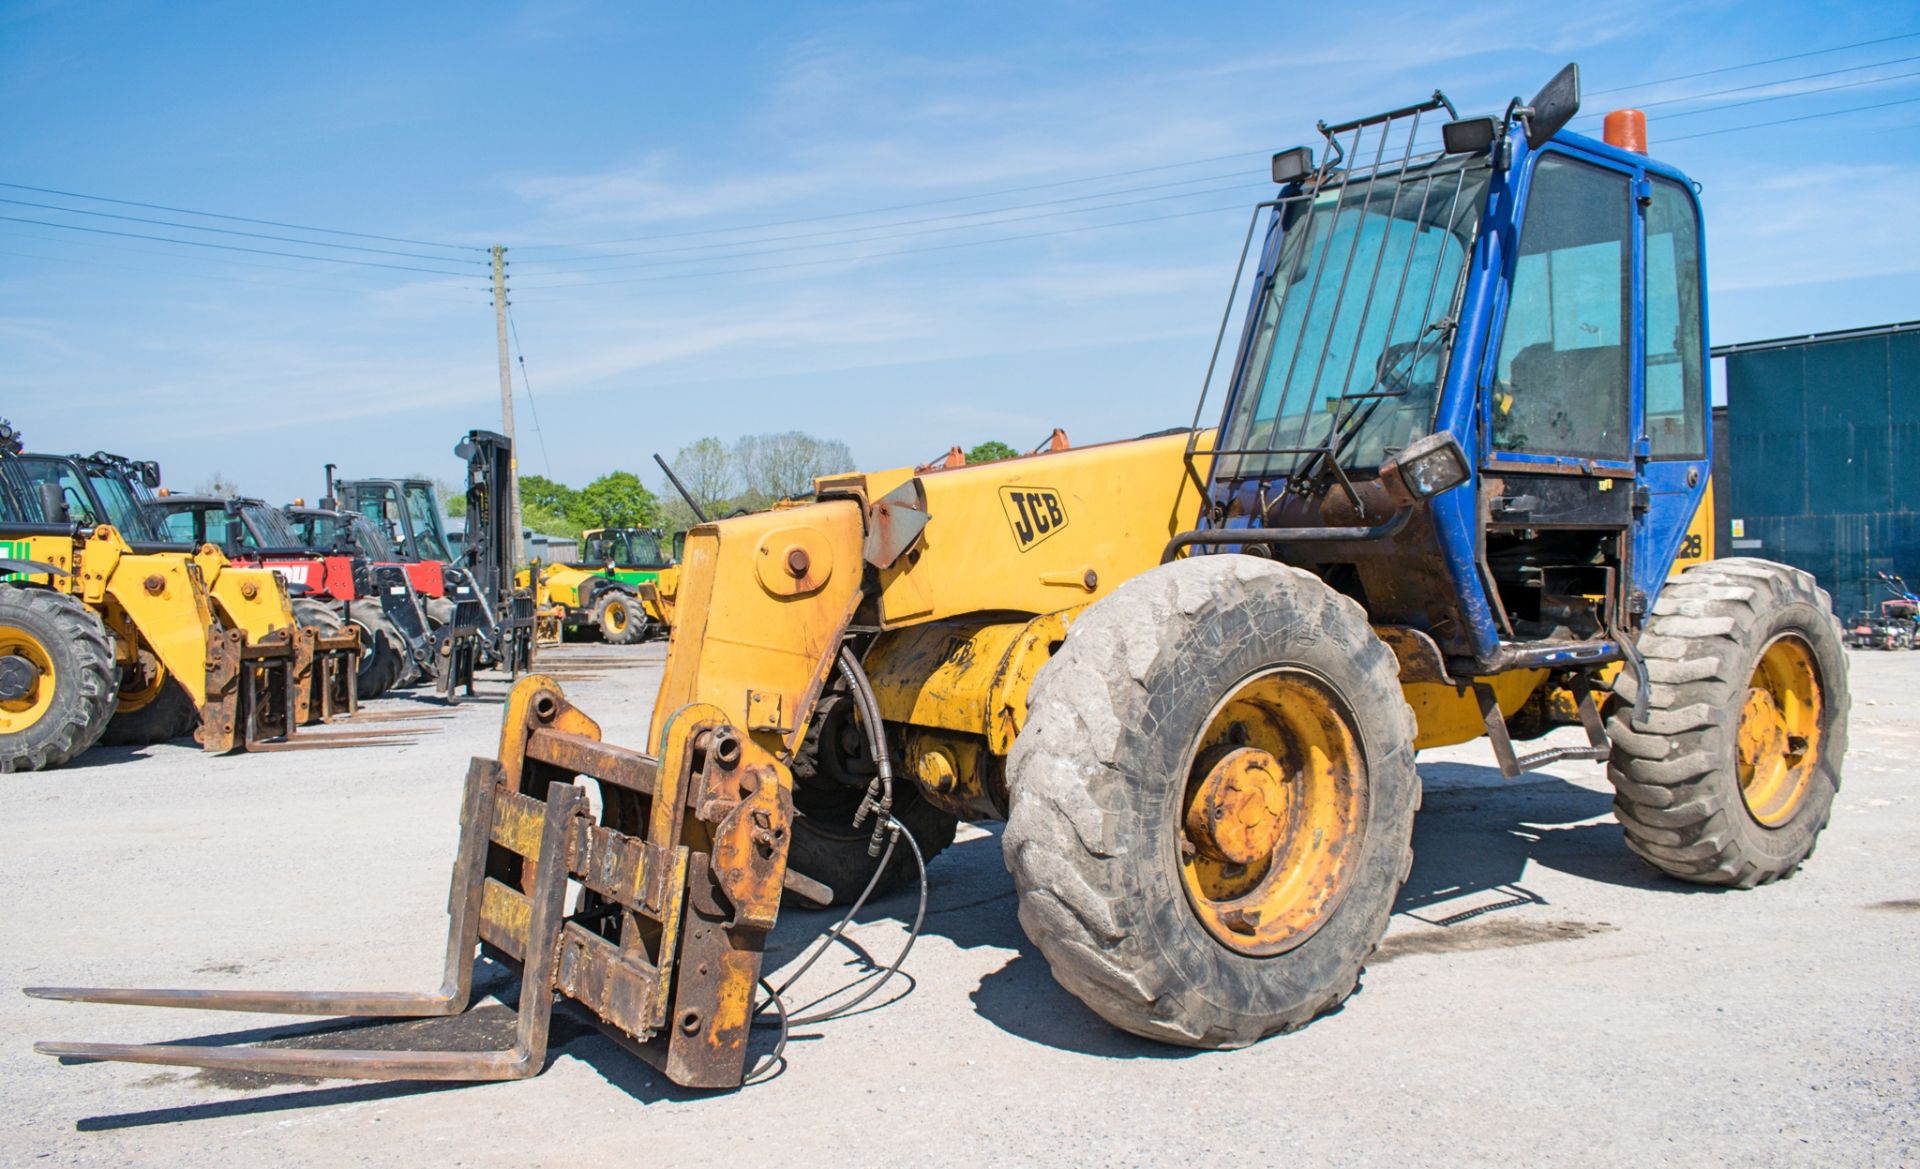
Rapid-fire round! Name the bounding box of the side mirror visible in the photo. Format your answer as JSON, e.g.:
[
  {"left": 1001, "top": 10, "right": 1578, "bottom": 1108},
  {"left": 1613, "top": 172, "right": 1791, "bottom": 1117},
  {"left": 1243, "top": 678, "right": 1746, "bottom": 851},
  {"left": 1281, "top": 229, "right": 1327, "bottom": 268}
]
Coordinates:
[
  {"left": 38, "top": 482, "right": 69, "bottom": 524},
  {"left": 1524, "top": 63, "right": 1581, "bottom": 148},
  {"left": 138, "top": 460, "right": 161, "bottom": 489}
]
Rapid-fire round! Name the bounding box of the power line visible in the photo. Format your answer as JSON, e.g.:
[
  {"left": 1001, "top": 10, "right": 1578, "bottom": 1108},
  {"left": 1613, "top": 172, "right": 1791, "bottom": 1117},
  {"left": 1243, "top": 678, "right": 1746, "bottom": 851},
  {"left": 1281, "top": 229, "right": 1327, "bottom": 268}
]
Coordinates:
[
  {"left": 0, "top": 244, "right": 476, "bottom": 298},
  {"left": 1647, "top": 67, "right": 1920, "bottom": 122},
  {"left": 516, "top": 60, "right": 1920, "bottom": 283},
  {"left": 0, "top": 196, "right": 487, "bottom": 265},
  {"left": 510, "top": 148, "right": 1270, "bottom": 250},
  {"left": 0, "top": 180, "right": 481, "bottom": 253},
  {"left": 513, "top": 33, "right": 1920, "bottom": 258},
  {"left": 0, "top": 220, "right": 442, "bottom": 280},
  {"left": 1618, "top": 53, "right": 1920, "bottom": 112},
  {"left": 1662, "top": 93, "right": 1920, "bottom": 142},
  {"left": 1587, "top": 31, "right": 1920, "bottom": 96},
  {"left": 514, "top": 167, "right": 1263, "bottom": 266},
  {"left": 522, "top": 178, "right": 1268, "bottom": 277},
  {"left": 519, "top": 199, "right": 1250, "bottom": 291},
  {"left": 0, "top": 214, "right": 482, "bottom": 277},
  {"left": 504, "top": 304, "right": 554, "bottom": 477},
  {"left": 520, "top": 90, "right": 1920, "bottom": 295}
]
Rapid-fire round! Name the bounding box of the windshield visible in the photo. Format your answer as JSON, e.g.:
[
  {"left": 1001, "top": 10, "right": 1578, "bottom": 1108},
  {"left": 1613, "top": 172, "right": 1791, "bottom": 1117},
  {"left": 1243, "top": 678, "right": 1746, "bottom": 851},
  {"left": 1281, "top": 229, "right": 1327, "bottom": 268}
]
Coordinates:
[
  {"left": 348, "top": 484, "right": 419, "bottom": 558},
  {"left": 349, "top": 517, "right": 396, "bottom": 560},
  {"left": 1218, "top": 158, "right": 1490, "bottom": 483},
  {"left": 154, "top": 506, "right": 204, "bottom": 545},
  {"left": 291, "top": 510, "right": 345, "bottom": 551},
  {"left": 581, "top": 529, "right": 666, "bottom": 567},
  {"left": 291, "top": 509, "right": 398, "bottom": 560},
  {"left": 1, "top": 456, "right": 94, "bottom": 526},
  {"left": 241, "top": 504, "right": 300, "bottom": 549},
  {"left": 403, "top": 484, "right": 451, "bottom": 561}
]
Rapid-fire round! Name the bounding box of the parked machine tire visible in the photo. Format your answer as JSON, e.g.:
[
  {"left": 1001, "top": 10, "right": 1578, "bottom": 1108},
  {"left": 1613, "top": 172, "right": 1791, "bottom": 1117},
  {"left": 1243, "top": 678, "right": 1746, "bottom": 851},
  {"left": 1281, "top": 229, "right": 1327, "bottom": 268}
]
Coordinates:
[
  {"left": 787, "top": 692, "right": 959, "bottom": 905},
  {"left": 290, "top": 597, "right": 347, "bottom": 638},
  {"left": 101, "top": 668, "right": 198, "bottom": 746},
  {"left": 1606, "top": 557, "right": 1849, "bottom": 888},
  {"left": 424, "top": 597, "right": 457, "bottom": 629},
  {"left": 343, "top": 604, "right": 407, "bottom": 699},
  {"left": 1002, "top": 556, "right": 1420, "bottom": 1048},
  {"left": 0, "top": 587, "right": 119, "bottom": 772},
  {"left": 595, "top": 592, "right": 646, "bottom": 646}
]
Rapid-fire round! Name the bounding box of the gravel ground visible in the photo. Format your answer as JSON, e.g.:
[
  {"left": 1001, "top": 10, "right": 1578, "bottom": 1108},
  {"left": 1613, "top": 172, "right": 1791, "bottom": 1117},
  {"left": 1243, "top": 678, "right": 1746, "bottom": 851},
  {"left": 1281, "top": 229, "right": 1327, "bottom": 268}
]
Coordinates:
[{"left": 4, "top": 642, "right": 1915, "bottom": 1168}]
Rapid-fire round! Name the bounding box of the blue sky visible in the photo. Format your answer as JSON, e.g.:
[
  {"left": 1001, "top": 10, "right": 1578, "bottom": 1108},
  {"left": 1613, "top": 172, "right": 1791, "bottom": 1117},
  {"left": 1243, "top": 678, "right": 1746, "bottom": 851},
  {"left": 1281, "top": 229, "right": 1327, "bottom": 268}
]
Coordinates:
[{"left": 3, "top": 0, "right": 1917, "bottom": 502}]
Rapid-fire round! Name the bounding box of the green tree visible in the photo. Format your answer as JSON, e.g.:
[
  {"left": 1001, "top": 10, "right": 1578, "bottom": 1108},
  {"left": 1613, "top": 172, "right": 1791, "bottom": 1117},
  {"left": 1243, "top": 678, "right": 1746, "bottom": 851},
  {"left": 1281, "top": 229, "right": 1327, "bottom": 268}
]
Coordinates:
[
  {"left": 966, "top": 440, "right": 1019, "bottom": 464},
  {"left": 519, "top": 474, "right": 578, "bottom": 517},
  {"left": 570, "top": 471, "right": 661, "bottom": 531},
  {"left": 521, "top": 501, "right": 578, "bottom": 537}
]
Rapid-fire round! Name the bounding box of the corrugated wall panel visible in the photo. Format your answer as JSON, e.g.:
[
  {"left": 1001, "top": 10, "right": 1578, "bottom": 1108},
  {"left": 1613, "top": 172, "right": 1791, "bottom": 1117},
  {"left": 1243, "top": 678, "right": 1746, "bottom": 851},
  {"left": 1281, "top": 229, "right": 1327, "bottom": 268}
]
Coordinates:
[{"left": 1724, "top": 329, "right": 1916, "bottom": 617}]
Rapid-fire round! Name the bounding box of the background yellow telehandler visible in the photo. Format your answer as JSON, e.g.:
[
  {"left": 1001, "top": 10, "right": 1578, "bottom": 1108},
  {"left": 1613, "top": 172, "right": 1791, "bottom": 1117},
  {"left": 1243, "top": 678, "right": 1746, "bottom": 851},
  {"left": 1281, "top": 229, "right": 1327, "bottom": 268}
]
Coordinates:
[
  {"left": 0, "top": 431, "right": 355, "bottom": 770},
  {"left": 31, "top": 71, "right": 1848, "bottom": 1094}
]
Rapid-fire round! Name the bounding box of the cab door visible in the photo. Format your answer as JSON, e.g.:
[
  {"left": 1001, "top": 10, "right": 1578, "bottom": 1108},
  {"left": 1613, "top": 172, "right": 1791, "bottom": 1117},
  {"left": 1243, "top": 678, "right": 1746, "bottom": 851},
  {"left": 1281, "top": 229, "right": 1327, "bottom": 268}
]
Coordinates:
[
  {"left": 1478, "top": 150, "right": 1639, "bottom": 637},
  {"left": 1631, "top": 174, "right": 1711, "bottom": 597}
]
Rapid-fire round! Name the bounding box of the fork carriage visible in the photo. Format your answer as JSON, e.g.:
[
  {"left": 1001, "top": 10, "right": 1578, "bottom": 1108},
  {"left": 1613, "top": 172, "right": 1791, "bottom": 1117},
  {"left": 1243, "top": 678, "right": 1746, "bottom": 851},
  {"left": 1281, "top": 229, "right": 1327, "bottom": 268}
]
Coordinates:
[{"left": 33, "top": 675, "right": 814, "bottom": 1087}]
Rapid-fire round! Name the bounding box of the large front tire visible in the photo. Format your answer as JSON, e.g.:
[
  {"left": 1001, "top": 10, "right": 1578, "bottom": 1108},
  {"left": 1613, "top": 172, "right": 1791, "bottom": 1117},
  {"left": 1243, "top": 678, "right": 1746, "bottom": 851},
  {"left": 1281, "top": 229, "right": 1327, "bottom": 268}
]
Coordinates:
[
  {"left": 595, "top": 592, "right": 645, "bottom": 646},
  {"left": 786, "top": 693, "right": 958, "bottom": 904},
  {"left": 0, "top": 588, "right": 118, "bottom": 772},
  {"left": 1003, "top": 556, "right": 1419, "bottom": 1048},
  {"left": 1607, "top": 558, "right": 1849, "bottom": 887}
]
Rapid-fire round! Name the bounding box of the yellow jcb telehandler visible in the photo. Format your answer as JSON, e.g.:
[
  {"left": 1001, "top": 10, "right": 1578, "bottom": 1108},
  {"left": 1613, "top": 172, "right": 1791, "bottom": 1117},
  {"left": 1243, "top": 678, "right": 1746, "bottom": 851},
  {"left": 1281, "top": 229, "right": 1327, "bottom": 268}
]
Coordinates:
[{"left": 30, "top": 71, "right": 1847, "bottom": 1094}]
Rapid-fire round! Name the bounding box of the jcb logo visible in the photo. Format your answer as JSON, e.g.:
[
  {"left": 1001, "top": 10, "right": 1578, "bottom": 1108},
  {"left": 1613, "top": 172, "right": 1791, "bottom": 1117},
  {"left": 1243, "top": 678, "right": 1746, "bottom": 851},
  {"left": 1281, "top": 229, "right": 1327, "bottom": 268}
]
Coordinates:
[{"left": 1000, "top": 487, "right": 1068, "bottom": 551}]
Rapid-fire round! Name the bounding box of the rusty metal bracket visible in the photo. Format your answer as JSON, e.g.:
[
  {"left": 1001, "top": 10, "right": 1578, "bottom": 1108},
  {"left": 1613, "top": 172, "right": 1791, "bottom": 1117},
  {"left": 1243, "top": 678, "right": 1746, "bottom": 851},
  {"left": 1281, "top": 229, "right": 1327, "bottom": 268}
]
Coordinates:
[{"left": 1474, "top": 677, "right": 1611, "bottom": 780}]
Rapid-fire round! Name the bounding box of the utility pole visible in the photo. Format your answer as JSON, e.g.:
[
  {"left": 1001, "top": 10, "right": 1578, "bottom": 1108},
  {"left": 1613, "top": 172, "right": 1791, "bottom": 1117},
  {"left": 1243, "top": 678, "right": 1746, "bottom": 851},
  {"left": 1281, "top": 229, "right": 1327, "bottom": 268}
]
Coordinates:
[{"left": 491, "top": 245, "right": 523, "bottom": 567}]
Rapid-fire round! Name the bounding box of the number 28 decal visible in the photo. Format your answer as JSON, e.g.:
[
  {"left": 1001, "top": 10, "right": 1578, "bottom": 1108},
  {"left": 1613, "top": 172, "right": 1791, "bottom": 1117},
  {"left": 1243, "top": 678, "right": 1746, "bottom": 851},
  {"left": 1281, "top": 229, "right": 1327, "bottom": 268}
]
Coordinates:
[{"left": 1000, "top": 486, "right": 1069, "bottom": 551}]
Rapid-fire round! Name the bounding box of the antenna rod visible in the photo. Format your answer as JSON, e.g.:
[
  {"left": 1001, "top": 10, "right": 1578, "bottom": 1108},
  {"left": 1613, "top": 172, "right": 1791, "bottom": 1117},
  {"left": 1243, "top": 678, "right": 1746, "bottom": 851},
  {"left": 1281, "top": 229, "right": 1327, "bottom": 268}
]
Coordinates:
[{"left": 652, "top": 453, "right": 710, "bottom": 523}]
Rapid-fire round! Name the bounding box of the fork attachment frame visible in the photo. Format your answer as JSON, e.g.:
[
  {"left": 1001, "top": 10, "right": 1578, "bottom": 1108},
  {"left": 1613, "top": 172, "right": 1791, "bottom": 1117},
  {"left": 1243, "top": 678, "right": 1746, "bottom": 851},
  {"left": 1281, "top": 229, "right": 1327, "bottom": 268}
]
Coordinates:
[{"left": 29, "top": 674, "right": 799, "bottom": 1088}]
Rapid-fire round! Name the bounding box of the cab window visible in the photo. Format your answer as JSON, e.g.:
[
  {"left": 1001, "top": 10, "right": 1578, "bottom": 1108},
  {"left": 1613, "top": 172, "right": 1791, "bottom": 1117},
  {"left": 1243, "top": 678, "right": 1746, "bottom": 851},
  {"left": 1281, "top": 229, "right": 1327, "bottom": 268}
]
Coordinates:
[
  {"left": 1490, "top": 154, "right": 1633, "bottom": 460},
  {"left": 627, "top": 531, "right": 665, "bottom": 567},
  {"left": 1645, "top": 177, "right": 1705, "bottom": 458},
  {"left": 160, "top": 510, "right": 200, "bottom": 544}
]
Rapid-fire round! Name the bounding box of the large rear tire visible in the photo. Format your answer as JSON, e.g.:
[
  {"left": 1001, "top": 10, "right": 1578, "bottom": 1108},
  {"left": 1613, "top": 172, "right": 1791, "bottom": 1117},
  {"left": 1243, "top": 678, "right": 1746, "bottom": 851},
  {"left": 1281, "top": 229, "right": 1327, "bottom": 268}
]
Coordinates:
[
  {"left": 1606, "top": 558, "right": 1848, "bottom": 887},
  {"left": 1003, "top": 556, "right": 1419, "bottom": 1048},
  {"left": 0, "top": 587, "right": 118, "bottom": 772}
]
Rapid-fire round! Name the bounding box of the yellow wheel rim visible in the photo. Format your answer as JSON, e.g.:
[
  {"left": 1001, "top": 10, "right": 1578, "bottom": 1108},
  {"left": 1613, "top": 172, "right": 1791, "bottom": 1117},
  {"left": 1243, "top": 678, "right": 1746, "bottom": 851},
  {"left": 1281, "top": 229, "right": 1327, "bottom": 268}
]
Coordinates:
[
  {"left": 1177, "top": 668, "right": 1367, "bottom": 957},
  {"left": 116, "top": 650, "right": 167, "bottom": 715},
  {"left": 605, "top": 600, "right": 627, "bottom": 633},
  {"left": 0, "top": 629, "right": 56, "bottom": 735},
  {"left": 1736, "top": 634, "right": 1822, "bottom": 827}
]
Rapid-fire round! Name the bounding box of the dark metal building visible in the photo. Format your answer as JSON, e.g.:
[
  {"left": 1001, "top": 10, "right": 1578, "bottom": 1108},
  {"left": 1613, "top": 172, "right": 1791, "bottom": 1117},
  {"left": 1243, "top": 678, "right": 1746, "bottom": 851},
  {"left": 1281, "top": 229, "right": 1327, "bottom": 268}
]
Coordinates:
[{"left": 1715, "top": 320, "right": 1920, "bottom": 619}]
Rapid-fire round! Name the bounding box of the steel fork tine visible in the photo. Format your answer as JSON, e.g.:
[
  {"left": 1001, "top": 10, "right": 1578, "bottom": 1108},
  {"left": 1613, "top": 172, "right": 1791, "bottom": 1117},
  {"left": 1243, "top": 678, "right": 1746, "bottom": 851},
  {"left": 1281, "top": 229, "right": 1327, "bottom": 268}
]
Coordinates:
[
  {"left": 23, "top": 758, "right": 501, "bottom": 1021},
  {"left": 26, "top": 773, "right": 579, "bottom": 1084},
  {"left": 33, "top": 1040, "right": 541, "bottom": 1082}
]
